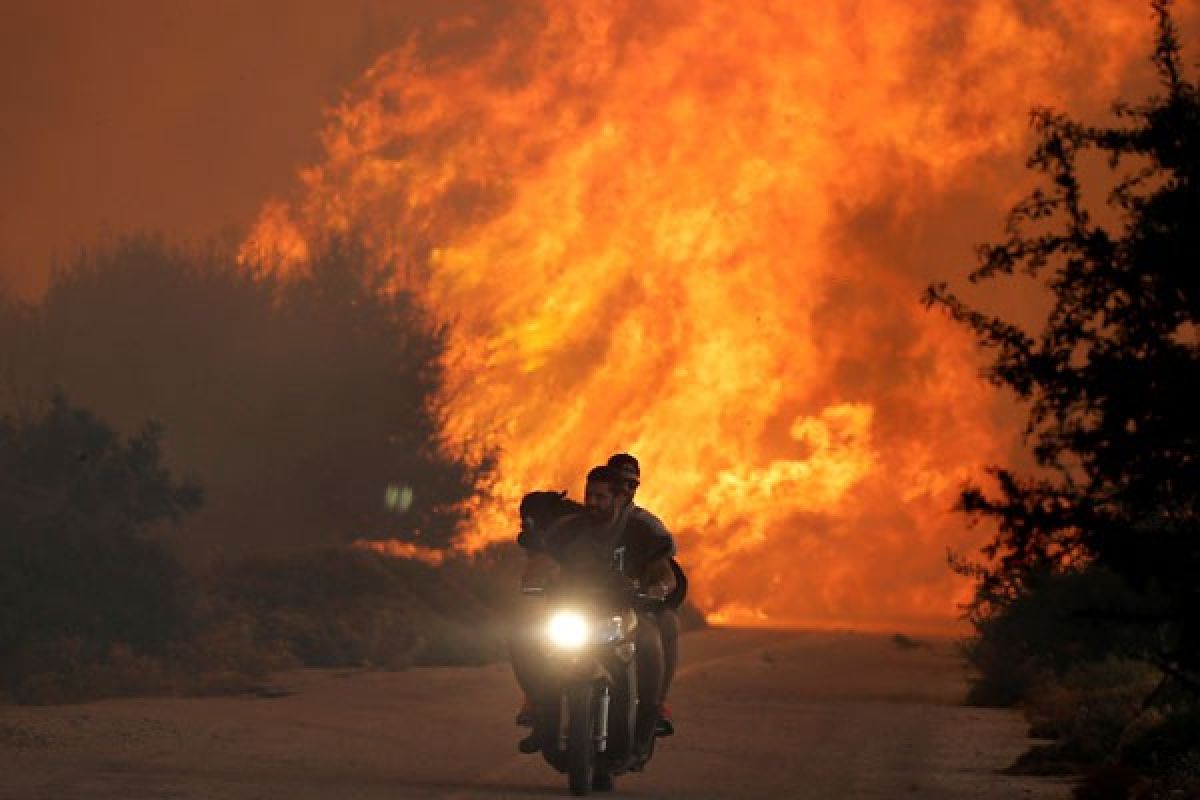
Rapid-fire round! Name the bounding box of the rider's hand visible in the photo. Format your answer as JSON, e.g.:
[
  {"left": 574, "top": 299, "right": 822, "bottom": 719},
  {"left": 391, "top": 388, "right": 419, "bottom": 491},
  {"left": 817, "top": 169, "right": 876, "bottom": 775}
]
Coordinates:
[
  {"left": 644, "top": 582, "right": 669, "bottom": 600},
  {"left": 521, "top": 553, "right": 558, "bottom": 591},
  {"left": 610, "top": 572, "right": 639, "bottom": 596}
]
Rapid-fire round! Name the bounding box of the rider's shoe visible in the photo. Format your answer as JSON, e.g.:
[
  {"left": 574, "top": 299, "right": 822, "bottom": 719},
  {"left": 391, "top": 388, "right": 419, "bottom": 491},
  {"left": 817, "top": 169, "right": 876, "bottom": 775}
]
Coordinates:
[
  {"left": 515, "top": 697, "right": 535, "bottom": 727},
  {"left": 654, "top": 703, "right": 675, "bottom": 737}
]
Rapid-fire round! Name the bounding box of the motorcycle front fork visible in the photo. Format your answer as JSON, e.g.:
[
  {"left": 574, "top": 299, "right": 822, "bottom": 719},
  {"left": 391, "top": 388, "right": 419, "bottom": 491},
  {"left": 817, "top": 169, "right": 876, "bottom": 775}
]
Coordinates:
[
  {"left": 557, "top": 684, "right": 611, "bottom": 753},
  {"left": 595, "top": 685, "right": 611, "bottom": 752}
]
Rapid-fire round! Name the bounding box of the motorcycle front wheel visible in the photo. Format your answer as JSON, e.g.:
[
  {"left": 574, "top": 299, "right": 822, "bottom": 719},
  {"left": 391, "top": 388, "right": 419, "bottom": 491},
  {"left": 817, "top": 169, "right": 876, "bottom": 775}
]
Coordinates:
[{"left": 566, "top": 682, "right": 596, "bottom": 796}]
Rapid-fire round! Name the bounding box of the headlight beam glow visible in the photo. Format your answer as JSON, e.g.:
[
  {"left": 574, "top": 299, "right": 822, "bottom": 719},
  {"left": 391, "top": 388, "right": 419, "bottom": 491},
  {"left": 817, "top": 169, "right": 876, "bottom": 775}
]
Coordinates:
[{"left": 546, "top": 610, "right": 590, "bottom": 650}]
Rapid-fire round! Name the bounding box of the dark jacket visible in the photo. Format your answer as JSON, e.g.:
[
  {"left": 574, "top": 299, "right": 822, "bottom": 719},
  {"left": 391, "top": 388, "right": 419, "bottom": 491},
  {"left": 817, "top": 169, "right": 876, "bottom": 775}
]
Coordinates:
[{"left": 542, "top": 511, "right": 672, "bottom": 584}]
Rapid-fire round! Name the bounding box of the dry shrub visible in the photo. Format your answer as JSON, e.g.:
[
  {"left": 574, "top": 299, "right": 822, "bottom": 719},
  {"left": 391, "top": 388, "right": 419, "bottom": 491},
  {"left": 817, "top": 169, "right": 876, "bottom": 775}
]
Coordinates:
[
  {"left": 170, "top": 615, "right": 298, "bottom": 696},
  {"left": 1123, "top": 710, "right": 1200, "bottom": 798},
  {"left": 8, "top": 639, "right": 172, "bottom": 704},
  {"left": 1009, "top": 659, "right": 1161, "bottom": 775},
  {"left": 212, "top": 546, "right": 509, "bottom": 671},
  {"left": 78, "top": 644, "right": 170, "bottom": 698},
  {"left": 1133, "top": 749, "right": 1200, "bottom": 799}
]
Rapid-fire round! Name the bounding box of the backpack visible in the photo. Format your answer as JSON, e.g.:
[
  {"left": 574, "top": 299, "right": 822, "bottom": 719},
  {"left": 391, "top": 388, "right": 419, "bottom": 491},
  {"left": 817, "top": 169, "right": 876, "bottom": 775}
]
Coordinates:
[{"left": 665, "top": 558, "right": 688, "bottom": 610}]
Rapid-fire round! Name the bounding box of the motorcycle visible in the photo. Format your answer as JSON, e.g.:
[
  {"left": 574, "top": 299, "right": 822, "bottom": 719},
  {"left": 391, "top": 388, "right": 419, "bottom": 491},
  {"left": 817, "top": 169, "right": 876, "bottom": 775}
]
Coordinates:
[{"left": 521, "top": 581, "right": 663, "bottom": 796}]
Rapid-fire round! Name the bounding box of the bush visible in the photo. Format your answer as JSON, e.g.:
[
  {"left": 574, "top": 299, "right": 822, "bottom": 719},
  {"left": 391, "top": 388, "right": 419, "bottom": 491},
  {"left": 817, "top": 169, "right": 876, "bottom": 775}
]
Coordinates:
[
  {"left": 0, "top": 395, "right": 200, "bottom": 701},
  {"left": 960, "top": 565, "right": 1162, "bottom": 708},
  {"left": 0, "top": 234, "right": 493, "bottom": 557},
  {"left": 1006, "top": 659, "right": 1200, "bottom": 798},
  {"left": 1122, "top": 708, "right": 1200, "bottom": 779},
  {"left": 1015, "top": 660, "right": 1161, "bottom": 767},
  {"left": 211, "top": 546, "right": 510, "bottom": 670},
  {"left": 168, "top": 613, "right": 298, "bottom": 695},
  {"left": 1134, "top": 749, "right": 1200, "bottom": 799}
]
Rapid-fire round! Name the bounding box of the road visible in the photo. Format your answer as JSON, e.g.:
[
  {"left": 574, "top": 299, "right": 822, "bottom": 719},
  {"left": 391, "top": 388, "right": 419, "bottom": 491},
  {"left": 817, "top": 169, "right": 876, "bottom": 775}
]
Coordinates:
[{"left": 0, "top": 629, "right": 1071, "bottom": 799}]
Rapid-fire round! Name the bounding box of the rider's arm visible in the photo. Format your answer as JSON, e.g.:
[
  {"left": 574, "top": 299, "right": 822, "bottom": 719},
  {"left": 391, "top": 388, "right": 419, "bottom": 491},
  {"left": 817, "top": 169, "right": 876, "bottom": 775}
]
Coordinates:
[
  {"left": 640, "top": 556, "right": 678, "bottom": 600},
  {"left": 521, "top": 552, "right": 560, "bottom": 590},
  {"left": 631, "top": 506, "right": 676, "bottom": 557}
]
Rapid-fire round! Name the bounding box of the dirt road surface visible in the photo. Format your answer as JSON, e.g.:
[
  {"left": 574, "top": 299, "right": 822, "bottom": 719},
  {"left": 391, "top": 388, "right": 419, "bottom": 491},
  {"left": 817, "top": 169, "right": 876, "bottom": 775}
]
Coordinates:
[{"left": 1, "top": 629, "right": 1071, "bottom": 799}]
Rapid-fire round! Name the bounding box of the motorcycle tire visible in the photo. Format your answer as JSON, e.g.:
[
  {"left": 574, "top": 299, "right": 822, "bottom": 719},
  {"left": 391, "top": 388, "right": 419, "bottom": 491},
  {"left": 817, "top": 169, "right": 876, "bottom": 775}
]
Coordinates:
[
  {"left": 592, "top": 770, "right": 614, "bottom": 792},
  {"left": 566, "top": 683, "right": 596, "bottom": 796}
]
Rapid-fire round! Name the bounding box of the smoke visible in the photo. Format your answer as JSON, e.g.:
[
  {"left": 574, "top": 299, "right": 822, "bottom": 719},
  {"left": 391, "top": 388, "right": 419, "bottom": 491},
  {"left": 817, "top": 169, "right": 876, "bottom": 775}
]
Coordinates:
[{"left": 0, "top": 0, "right": 507, "bottom": 299}]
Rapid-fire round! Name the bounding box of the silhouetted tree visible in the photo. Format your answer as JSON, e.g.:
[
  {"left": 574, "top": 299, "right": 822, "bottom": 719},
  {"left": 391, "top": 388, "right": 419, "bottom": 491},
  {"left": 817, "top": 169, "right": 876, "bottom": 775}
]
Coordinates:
[
  {"left": 0, "top": 234, "right": 492, "bottom": 556},
  {"left": 926, "top": 3, "right": 1199, "bottom": 695},
  {"left": 0, "top": 394, "right": 201, "bottom": 696}
]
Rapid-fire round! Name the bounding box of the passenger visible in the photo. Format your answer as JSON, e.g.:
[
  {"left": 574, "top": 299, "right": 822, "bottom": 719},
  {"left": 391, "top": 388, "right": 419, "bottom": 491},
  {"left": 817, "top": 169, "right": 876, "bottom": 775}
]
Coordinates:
[{"left": 607, "top": 453, "right": 681, "bottom": 736}]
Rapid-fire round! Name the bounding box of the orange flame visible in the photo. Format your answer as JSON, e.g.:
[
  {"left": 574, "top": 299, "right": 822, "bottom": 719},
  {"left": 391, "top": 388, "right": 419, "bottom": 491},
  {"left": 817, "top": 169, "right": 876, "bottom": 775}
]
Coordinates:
[
  {"left": 243, "top": 1, "right": 1176, "bottom": 632},
  {"left": 353, "top": 538, "right": 446, "bottom": 567}
]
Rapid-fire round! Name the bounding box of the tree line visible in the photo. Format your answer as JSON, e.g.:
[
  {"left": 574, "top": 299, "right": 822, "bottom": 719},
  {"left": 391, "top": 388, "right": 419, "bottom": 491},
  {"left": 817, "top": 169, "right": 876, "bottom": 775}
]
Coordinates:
[
  {"left": 0, "top": 235, "right": 506, "bottom": 702},
  {"left": 926, "top": 3, "right": 1198, "bottom": 796}
]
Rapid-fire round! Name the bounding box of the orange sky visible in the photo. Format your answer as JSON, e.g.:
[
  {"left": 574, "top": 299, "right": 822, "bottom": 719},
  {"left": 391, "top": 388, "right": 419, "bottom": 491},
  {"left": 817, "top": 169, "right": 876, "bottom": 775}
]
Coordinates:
[{"left": 0, "top": 0, "right": 502, "bottom": 298}]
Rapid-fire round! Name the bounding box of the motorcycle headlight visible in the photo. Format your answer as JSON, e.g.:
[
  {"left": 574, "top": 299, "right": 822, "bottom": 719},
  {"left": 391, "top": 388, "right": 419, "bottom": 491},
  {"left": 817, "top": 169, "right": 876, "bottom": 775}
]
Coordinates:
[{"left": 546, "top": 611, "right": 590, "bottom": 649}]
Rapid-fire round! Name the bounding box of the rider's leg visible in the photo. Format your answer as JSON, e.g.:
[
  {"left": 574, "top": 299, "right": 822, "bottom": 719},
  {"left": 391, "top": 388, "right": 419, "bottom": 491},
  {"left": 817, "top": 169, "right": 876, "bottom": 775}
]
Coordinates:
[
  {"left": 509, "top": 601, "right": 545, "bottom": 728},
  {"left": 633, "top": 612, "right": 664, "bottom": 755},
  {"left": 657, "top": 608, "right": 679, "bottom": 702},
  {"left": 654, "top": 608, "right": 679, "bottom": 735},
  {"left": 511, "top": 606, "right": 553, "bottom": 753},
  {"left": 509, "top": 616, "right": 538, "bottom": 695}
]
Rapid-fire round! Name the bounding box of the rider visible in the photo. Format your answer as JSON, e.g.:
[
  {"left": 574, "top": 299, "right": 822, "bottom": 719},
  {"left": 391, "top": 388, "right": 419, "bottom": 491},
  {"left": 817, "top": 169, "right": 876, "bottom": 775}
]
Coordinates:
[
  {"left": 606, "top": 453, "right": 680, "bottom": 736},
  {"left": 516, "top": 465, "right": 677, "bottom": 755}
]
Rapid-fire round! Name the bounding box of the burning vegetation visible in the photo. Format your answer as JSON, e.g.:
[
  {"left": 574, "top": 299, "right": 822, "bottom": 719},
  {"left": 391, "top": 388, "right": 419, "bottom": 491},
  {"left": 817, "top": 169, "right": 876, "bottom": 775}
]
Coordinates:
[{"left": 241, "top": 0, "right": 1174, "bottom": 630}]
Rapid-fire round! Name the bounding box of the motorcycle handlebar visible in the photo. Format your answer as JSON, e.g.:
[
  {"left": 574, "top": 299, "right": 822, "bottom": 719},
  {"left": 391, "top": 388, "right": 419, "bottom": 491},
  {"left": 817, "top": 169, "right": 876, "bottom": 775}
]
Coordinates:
[
  {"left": 633, "top": 591, "right": 666, "bottom": 611},
  {"left": 521, "top": 583, "right": 665, "bottom": 610}
]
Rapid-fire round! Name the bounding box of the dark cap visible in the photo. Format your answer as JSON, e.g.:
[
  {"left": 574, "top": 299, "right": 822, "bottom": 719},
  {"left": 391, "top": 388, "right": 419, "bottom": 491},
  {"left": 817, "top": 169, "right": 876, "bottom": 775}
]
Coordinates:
[
  {"left": 586, "top": 464, "right": 623, "bottom": 486},
  {"left": 606, "top": 453, "right": 640, "bottom": 482}
]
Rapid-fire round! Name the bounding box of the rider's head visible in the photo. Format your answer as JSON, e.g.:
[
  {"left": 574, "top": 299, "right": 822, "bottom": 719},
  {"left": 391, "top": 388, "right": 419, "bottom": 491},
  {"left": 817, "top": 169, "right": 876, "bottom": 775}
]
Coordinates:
[
  {"left": 584, "top": 465, "right": 624, "bottom": 523},
  {"left": 606, "top": 453, "right": 640, "bottom": 506}
]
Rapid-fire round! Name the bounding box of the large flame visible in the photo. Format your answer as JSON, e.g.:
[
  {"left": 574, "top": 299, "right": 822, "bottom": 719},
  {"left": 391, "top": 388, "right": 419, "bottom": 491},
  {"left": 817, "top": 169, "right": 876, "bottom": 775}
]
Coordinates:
[{"left": 243, "top": 0, "right": 1174, "bottom": 632}]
